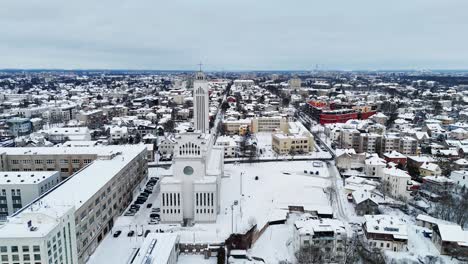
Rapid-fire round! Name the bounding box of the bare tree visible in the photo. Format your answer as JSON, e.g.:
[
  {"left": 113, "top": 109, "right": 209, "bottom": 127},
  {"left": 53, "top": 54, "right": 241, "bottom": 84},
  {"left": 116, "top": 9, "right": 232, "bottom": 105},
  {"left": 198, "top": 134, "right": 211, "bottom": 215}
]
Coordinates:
[
  {"left": 295, "top": 245, "right": 327, "bottom": 264},
  {"left": 376, "top": 178, "right": 392, "bottom": 200},
  {"left": 342, "top": 234, "right": 360, "bottom": 264},
  {"left": 324, "top": 186, "right": 336, "bottom": 205}
]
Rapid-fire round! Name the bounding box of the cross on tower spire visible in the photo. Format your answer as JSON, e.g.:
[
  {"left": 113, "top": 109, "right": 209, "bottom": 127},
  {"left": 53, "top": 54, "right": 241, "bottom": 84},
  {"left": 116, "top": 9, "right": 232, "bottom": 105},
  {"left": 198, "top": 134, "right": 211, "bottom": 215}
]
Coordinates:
[{"left": 197, "top": 62, "right": 203, "bottom": 72}]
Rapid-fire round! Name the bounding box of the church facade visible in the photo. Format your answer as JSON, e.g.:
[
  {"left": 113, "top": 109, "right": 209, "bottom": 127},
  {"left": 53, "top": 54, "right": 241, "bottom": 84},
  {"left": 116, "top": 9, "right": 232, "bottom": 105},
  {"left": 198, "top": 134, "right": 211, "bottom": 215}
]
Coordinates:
[{"left": 159, "top": 71, "right": 224, "bottom": 224}]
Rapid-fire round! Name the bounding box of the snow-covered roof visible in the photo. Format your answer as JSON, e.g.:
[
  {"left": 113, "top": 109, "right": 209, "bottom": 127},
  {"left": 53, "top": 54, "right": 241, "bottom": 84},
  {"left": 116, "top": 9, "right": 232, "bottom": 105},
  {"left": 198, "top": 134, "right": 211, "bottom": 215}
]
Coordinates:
[
  {"left": 364, "top": 215, "right": 408, "bottom": 240},
  {"left": 335, "top": 148, "right": 356, "bottom": 157},
  {"left": 437, "top": 224, "right": 468, "bottom": 245},
  {"left": 420, "top": 162, "right": 440, "bottom": 172},
  {"left": 383, "top": 150, "right": 406, "bottom": 159},
  {"left": 131, "top": 233, "right": 179, "bottom": 264},
  {"left": 0, "top": 171, "right": 59, "bottom": 185},
  {"left": 352, "top": 189, "right": 381, "bottom": 205},
  {"left": 0, "top": 145, "right": 146, "bottom": 238},
  {"left": 294, "top": 218, "right": 345, "bottom": 236}
]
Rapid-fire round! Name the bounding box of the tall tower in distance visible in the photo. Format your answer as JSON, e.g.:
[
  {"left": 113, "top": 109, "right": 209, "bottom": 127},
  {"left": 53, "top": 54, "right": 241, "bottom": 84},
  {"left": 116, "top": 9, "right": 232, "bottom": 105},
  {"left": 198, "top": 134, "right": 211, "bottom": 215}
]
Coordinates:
[{"left": 193, "top": 69, "right": 209, "bottom": 134}]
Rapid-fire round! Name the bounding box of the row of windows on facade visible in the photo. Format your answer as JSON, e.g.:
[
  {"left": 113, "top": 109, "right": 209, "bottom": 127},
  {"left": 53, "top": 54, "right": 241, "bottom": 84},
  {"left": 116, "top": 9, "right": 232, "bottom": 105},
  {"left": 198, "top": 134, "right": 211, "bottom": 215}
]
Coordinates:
[
  {"left": 0, "top": 253, "right": 41, "bottom": 263},
  {"left": 1, "top": 189, "right": 21, "bottom": 196},
  {"left": 10, "top": 159, "right": 93, "bottom": 165},
  {"left": 162, "top": 193, "right": 181, "bottom": 207},
  {"left": 195, "top": 192, "right": 214, "bottom": 207}
]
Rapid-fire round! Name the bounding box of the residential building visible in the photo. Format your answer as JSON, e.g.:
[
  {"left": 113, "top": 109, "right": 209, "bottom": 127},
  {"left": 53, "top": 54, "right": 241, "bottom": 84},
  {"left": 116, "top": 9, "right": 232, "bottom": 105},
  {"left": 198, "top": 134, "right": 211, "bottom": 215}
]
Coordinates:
[
  {"left": 0, "top": 145, "right": 148, "bottom": 264},
  {"left": 419, "top": 162, "right": 442, "bottom": 177},
  {"left": 450, "top": 170, "right": 468, "bottom": 188},
  {"left": 6, "top": 117, "right": 32, "bottom": 137},
  {"left": 215, "top": 136, "right": 237, "bottom": 158},
  {"left": 0, "top": 171, "right": 60, "bottom": 218},
  {"left": 364, "top": 154, "right": 386, "bottom": 178},
  {"left": 43, "top": 127, "right": 92, "bottom": 143},
  {"left": 432, "top": 224, "right": 468, "bottom": 257},
  {"left": 272, "top": 122, "right": 314, "bottom": 155},
  {"left": 382, "top": 167, "right": 413, "bottom": 199},
  {"left": 363, "top": 215, "right": 408, "bottom": 252},
  {"left": 293, "top": 218, "right": 346, "bottom": 263},
  {"left": 383, "top": 151, "right": 407, "bottom": 167}
]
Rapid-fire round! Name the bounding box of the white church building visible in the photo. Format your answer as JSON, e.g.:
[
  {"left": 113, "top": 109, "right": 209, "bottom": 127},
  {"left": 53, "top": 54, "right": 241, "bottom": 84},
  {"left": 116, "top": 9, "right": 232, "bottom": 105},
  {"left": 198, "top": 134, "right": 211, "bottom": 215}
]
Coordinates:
[{"left": 159, "top": 71, "right": 224, "bottom": 224}]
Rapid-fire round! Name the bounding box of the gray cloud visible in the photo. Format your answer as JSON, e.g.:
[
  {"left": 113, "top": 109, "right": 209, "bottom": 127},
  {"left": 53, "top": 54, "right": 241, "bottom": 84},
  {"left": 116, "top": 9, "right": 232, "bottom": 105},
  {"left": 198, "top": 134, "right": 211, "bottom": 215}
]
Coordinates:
[{"left": 0, "top": 0, "right": 467, "bottom": 70}]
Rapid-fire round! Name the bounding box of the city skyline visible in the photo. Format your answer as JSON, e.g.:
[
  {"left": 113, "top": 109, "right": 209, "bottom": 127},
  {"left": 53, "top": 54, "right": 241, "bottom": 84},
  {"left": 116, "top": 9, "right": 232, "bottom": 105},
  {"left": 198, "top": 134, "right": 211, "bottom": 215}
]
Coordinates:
[{"left": 1, "top": 0, "right": 467, "bottom": 70}]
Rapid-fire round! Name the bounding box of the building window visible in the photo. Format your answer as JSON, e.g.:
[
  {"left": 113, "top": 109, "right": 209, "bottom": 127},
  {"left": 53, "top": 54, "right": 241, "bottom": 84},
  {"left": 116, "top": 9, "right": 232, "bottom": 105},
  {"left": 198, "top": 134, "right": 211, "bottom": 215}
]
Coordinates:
[
  {"left": 22, "top": 246, "right": 29, "bottom": 252},
  {"left": 11, "top": 246, "right": 18, "bottom": 253},
  {"left": 33, "top": 246, "right": 40, "bottom": 252}
]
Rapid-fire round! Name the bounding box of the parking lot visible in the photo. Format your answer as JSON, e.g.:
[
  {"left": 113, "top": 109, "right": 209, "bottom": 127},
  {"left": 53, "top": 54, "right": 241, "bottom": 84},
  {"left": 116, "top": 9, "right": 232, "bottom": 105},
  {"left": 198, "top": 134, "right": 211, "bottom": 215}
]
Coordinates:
[{"left": 109, "top": 175, "right": 166, "bottom": 238}]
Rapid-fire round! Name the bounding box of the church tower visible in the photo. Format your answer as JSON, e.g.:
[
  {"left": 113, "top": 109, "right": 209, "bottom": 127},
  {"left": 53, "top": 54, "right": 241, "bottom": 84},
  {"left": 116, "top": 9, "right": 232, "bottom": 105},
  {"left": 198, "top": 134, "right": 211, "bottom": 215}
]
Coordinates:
[{"left": 193, "top": 71, "right": 210, "bottom": 133}]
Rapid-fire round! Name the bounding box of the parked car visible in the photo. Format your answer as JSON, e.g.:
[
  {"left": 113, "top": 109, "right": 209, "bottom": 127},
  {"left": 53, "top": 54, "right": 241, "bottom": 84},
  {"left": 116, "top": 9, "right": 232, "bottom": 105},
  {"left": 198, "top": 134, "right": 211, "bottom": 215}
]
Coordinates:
[
  {"left": 150, "top": 213, "right": 160, "bottom": 218},
  {"left": 113, "top": 230, "right": 122, "bottom": 238},
  {"left": 148, "top": 219, "right": 159, "bottom": 225},
  {"left": 146, "top": 203, "right": 153, "bottom": 208},
  {"left": 127, "top": 231, "right": 135, "bottom": 237},
  {"left": 144, "top": 230, "right": 151, "bottom": 237},
  {"left": 138, "top": 230, "right": 144, "bottom": 236},
  {"left": 151, "top": 208, "right": 160, "bottom": 213}
]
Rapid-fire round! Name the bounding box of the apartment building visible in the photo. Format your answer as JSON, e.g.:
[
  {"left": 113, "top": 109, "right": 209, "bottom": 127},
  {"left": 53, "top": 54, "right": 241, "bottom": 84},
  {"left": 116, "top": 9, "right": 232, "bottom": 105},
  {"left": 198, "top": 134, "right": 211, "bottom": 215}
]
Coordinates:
[
  {"left": 0, "top": 171, "right": 60, "bottom": 219},
  {"left": 0, "top": 148, "right": 101, "bottom": 179},
  {"left": 0, "top": 145, "right": 148, "bottom": 264},
  {"left": 399, "top": 136, "right": 418, "bottom": 155},
  {"left": 272, "top": 122, "right": 314, "bottom": 155},
  {"left": 363, "top": 215, "right": 408, "bottom": 252},
  {"left": 339, "top": 129, "right": 360, "bottom": 150},
  {"left": 382, "top": 167, "right": 413, "bottom": 200},
  {"left": 293, "top": 218, "right": 346, "bottom": 262},
  {"left": 382, "top": 134, "right": 400, "bottom": 153},
  {"left": 215, "top": 136, "right": 237, "bottom": 158},
  {"left": 251, "top": 116, "right": 288, "bottom": 133},
  {"left": 359, "top": 133, "right": 381, "bottom": 154}
]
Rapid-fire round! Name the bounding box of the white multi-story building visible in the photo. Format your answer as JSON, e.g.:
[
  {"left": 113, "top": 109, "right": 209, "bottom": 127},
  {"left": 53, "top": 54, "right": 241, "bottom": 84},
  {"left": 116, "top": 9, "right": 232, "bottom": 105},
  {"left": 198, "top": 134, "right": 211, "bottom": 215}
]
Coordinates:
[
  {"left": 193, "top": 71, "right": 209, "bottom": 133},
  {"left": 159, "top": 133, "right": 224, "bottom": 224},
  {"left": 293, "top": 218, "right": 346, "bottom": 262},
  {"left": 215, "top": 136, "right": 237, "bottom": 158},
  {"left": 450, "top": 170, "right": 468, "bottom": 188},
  {"left": 363, "top": 214, "right": 408, "bottom": 252},
  {"left": 0, "top": 145, "right": 148, "bottom": 264},
  {"left": 382, "top": 167, "right": 413, "bottom": 200},
  {"left": 0, "top": 171, "right": 60, "bottom": 218},
  {"left": 42, "top": 127, "right": 92, "bottom": 143},
  {"left": 109, "top": 126, "right": 128, "bottom": 143},
  {"left": 364, "top": 154, "right": 386, "bottom": 178}
]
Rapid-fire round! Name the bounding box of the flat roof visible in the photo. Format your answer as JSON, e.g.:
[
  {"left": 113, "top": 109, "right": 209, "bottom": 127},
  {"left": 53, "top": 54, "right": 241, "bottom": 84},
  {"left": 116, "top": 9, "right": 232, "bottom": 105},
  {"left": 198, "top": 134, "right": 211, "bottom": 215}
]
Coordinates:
[
  {"left": 131, "top": 233, "right": 179, "bottom": 264},
  {"left": 0, "top": 145, "right": 146, "bottom": 238},
  {"left": 0, "top": 171, "right": 59, "bottom": 185}
]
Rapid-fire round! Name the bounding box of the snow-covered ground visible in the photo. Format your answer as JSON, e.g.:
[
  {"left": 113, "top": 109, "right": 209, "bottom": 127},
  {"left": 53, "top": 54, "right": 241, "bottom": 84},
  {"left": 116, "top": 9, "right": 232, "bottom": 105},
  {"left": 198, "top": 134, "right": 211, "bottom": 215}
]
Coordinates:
[
  {"left": 88, "top": 161, "right": 334, "bottom": 263},
  {"left": 385, "top": 225, "right": 463, "bottom": 263}
]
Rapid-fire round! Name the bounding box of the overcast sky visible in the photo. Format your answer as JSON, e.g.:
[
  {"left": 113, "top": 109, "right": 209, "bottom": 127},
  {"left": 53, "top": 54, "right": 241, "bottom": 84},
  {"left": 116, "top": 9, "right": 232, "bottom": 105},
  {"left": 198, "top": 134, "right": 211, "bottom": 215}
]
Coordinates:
[{"left": 1, "top": 0, "right": 467, "bottom": 70}]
